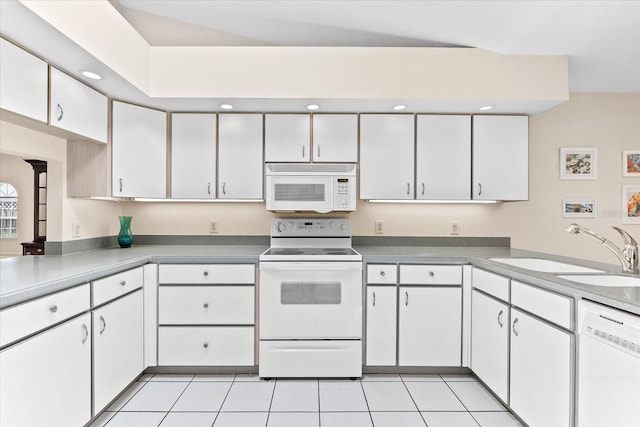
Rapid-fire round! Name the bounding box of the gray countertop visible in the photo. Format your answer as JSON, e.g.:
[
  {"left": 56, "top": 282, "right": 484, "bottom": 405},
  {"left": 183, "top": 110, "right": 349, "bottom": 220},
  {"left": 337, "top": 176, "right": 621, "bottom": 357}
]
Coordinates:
[{"left": 1, "top": 244, "right": 639, "bottom": 315}]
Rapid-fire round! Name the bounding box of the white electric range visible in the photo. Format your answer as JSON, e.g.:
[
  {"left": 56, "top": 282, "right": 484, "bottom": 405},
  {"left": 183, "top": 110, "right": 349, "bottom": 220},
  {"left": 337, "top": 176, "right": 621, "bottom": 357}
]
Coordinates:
[{"left": 259, "top": 218, "right": 363, "bottom": 378}]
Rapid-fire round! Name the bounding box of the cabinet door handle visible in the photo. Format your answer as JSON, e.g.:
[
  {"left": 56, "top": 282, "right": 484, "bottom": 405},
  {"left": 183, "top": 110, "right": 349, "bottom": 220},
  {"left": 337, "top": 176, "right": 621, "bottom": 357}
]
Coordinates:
[
  {"left": 49, "top": 304, "right": 58, "bottom": 313},
  {"left": 497, "top": 310, "right": 504, "bottom": 328},
  {"left": 302, "top": 145, "right": 306, "bottom": 158},
  {"left": 478, "top": 183, "right": 483, "bottom": 196},
  {"left": 56, "top": 103, "right": 64, "bottom": 122},
  {"left": 405, "top": 291, "right": 409, "bottom": 306},
  {"left": 317, "top": 145, "right": 321, "bottom": 158},
  {"left": 407, "top": 182, "right": 410, "bottom": 195},
  {"left": 81, "top": 324, "right": 89, "bottom": 344},
  {"left": 372, "top": 291, "right": 376, "bottom": 307},
  {"left": 99, "top": 316, "right": 106, "bottom": 334},
  {"left": 119, "top": 178, "right": 123, "bottom": 193},
  {"left": 120, "top": 280, "right": 126, "bottom": 287},
  {"left": 512, "top": 317, "right": 519, "bottom": 337},
  {"left": 222, "top": 182, "right": 226, "bottom": 195},
  {"left": 421, "top": 183, "right": 425, "bottom": 196},
  {"left": 208, "top": 182, "right": 211, "bottom": 195}
]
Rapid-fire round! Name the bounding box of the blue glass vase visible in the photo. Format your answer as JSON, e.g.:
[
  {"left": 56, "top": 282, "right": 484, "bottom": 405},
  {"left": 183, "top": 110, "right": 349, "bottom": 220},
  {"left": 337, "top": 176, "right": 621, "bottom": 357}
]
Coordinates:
[{"left": 118, "top": 216, "right": 133, "bottom": 248}]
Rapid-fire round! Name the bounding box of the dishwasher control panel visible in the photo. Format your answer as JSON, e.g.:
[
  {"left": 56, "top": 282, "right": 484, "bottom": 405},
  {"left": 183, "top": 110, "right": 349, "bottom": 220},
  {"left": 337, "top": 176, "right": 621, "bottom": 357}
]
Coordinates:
[{"left": 580, "top": 301, "right": 640, "bottom": 359}]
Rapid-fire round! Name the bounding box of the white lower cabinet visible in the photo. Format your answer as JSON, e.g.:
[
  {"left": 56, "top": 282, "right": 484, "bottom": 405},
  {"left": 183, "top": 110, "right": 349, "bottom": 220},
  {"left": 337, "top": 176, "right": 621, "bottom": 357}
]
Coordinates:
[
  {"left": 510, "top": 308, "right": 572, "bottom": 427},
  {"left": 93, "top": 289, "right": 144, "bottom": 414},
  {"left": 365, "top": 286, "right": 397, "bottom": 366},
  {"left": 470, "top": 289, "right": 509, "bottom": 403},
  {"left": 0, "top": 313, "right": 92, "bottom": 427},
  {"left": 398, "top": 286, "right": 462, "bottom": 366}
]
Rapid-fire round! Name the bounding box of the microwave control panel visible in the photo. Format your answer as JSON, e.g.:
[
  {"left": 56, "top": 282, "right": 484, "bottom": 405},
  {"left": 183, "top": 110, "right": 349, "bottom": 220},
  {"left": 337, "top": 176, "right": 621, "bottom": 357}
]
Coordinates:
[{"left": 334, "top": 177, "right": 354, "bottom": 210}]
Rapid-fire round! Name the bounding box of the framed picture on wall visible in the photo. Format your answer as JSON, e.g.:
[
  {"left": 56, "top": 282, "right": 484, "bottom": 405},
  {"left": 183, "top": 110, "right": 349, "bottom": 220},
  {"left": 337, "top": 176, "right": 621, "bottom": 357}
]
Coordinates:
[
  {"left": 622, "top": 185, "right": 640, "bottom": 224},
  {"left": 560, "top": 147, "right": 597, "bottom": 180},
  {"left": 623, "top": 150, "right": 640, "bottom": 176},
  {"left": 562, "top": 199, "right": 596, "bottom": 218}
]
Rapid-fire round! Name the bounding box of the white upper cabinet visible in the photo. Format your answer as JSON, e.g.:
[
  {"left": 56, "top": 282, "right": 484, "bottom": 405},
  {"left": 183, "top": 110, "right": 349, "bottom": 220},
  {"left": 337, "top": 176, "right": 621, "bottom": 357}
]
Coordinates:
[
  {"left": 0, "top": 38, "right": 48, "bottom": 123},
  {"left": 312, "top": 114, "right": 358, "bottom": 162},
  {"left": 416, "top": 115, "right": 471, "bottom": 200},
  {"left": 112, "top": 101, "right": 167, "bottom": 198},
  {"left": 171, "top": 113, "right": 216, "bottom": 199},
  {"left": 473, "top": 115, "right": 528, "bottom": 201},
  {"left": 265, "top": 114, "right": 310, "bottom": 162},
  {"left": 218, "top": 114, "right": 264, "bottom": 199},
  {"left": 49, "top": 67, "right": 108, "bottom": 143},
  {"left": 360, "top": 114, "right": 415, "bottom": 200}
]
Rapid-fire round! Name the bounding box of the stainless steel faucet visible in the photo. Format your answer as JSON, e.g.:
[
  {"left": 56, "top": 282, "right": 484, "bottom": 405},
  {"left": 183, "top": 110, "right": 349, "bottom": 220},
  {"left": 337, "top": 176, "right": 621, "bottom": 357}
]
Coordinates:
[{"left": 566, "top": 223, "right": 639, "bottom": 274}]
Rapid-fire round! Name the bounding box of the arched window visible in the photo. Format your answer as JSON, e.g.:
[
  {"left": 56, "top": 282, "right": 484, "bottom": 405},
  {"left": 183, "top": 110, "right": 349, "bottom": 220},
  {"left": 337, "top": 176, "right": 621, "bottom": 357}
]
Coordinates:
[{"left": 0, "top": 182, "right": 18, "bottom": 239}]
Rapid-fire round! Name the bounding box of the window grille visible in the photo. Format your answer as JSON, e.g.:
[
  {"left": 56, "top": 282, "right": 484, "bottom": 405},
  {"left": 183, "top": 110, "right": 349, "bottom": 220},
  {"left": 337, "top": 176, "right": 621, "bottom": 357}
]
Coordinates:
[{"left": 0, "top": 183, "right": 18, "bottom": 239}]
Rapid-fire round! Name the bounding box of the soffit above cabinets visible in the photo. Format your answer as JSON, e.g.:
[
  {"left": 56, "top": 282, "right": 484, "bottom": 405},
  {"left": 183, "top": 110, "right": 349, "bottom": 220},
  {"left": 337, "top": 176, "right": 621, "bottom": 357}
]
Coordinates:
[{"left": 2, "top": 0, "right": 574, "bottom": 114}]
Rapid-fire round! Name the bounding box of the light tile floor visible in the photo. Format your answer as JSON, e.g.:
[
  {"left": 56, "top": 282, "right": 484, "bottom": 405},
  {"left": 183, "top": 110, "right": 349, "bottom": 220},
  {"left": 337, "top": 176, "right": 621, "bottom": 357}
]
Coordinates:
[{"left": 88, "top": 373, "right": 524, "bottom": 427}]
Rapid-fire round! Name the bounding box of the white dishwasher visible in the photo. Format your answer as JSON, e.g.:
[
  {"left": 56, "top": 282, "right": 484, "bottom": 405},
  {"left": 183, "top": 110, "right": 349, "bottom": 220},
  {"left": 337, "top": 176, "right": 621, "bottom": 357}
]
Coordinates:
[{"left": 578, "top": 300, "right": 640, "bottom": 427}]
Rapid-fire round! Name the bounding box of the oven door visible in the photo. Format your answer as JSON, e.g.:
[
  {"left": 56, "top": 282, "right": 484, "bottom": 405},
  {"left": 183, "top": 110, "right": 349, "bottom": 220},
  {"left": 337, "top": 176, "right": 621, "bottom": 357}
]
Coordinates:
[
  {"left": 259, "top": 262, "right": 362, "bottom": 339},
  {"left": 265, "top": 175, "right": 333, "bottom": 213}
]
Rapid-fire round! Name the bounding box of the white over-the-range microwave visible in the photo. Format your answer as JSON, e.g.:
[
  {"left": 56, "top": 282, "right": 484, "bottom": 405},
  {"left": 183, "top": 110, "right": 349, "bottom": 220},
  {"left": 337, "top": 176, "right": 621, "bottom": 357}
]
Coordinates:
[{"left": 265, "top": 163, "right": 357, "bottom": 213}]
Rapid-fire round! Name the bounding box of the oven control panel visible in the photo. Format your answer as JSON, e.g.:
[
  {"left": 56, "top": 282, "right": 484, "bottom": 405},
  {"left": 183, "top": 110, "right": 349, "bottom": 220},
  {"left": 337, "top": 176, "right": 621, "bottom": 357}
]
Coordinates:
[{"left": 272, "top": 219, "right": 351, "bottom": 237}]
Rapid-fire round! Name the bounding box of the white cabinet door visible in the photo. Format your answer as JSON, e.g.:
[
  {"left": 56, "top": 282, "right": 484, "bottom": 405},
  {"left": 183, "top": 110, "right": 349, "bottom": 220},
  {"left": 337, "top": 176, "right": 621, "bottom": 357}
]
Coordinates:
[
  {"left": 49, "top": 68, "right": 108, "bottom": 143},
  {"left": 398, "top": 287, "right": 462, "bottom": 366},
  {"left": 112, "top": 101, "right": 167, "bottom": 198},
  {"left": 473, "top": 115, "right": 528, "bottom": 201},
  {"left": 171, "top": 113, "right": 216, "bottom": 198},
  {"left": 416, "top": 115, "right": 471, "bottom": 200},
  {"left": 218, "top": 114, "right": 264, "bottom": 199},
  {"left": 0, "top": 313, "right": 91, "bottom": 427},
  {"left": 312, "top": 114, "right": 358, "bottom": 162},
  {"left": 265, "top": 114, "right": 310, "bottom": 162},
  {"left": 93, "top": 290, "right": 144, "bottom": 414},
  {"left": 510, "top": 308, "right": 572, "bottom": 427},
  {"left": 0, "top": 39, "right": 48, "bottom": 123},
  {"left": 470, "top": 290, "right": 509, "bottom": 403},
  {"left": 360, "top": 114, "right": 415, "bottom": 200},
  {"left": 365, "top": 286, "right": 397, "bottom": 366}
]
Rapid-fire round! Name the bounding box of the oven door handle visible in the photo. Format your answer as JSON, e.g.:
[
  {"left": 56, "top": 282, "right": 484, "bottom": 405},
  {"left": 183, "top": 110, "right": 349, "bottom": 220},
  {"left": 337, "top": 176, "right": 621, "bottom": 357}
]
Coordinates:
[{"left": 259, "top": 262, "right": 362, "bottom": 271}]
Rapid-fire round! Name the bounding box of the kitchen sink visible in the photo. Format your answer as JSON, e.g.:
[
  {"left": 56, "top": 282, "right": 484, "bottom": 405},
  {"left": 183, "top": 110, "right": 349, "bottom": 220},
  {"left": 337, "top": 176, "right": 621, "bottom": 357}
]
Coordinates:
[
  {"left": 556, "top": 275, "right": 640, "bottom": 287},
  {"left": 489, "top": 258, "right": 604, "bottom": 273}
]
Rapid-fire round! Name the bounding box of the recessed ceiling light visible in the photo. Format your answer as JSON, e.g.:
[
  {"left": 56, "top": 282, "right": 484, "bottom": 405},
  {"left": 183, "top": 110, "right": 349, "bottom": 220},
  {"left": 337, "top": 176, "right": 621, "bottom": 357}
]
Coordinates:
[
  {"left": 306, "top": 104, "right": 320, "bottom": 110},
  {"left": 392, "top": 105, "right": 406, "bottom": 111},
  {"left": 81, "top": 71, "right": 102, "bottom": 80},
  {"left": 220, "top": 104, "right": 234, "bottom": 110},
  {"left": 479, "top": 105, "right": 495, "bottom": 111}
]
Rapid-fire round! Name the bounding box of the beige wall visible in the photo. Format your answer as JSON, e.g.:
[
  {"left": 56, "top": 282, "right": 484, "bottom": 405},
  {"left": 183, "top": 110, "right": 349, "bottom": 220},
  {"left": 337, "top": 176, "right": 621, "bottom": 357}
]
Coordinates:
[
  {"left": 2, "top": 93, "right": 638, "bottom": 266},
  {"left": 0, "top": 154, "right": 33, "bottom": 256}
]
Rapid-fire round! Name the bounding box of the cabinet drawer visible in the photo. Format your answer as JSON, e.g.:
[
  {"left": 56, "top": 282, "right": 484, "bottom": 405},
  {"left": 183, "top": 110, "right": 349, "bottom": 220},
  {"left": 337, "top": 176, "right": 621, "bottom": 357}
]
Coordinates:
[
  {"left": 367, "top": 264, "right": 397, "bottom": 284},
  {"left": 159, "top": 264, "right": 255, "bottom": 284},
  {"left": 0, "top": 284, "right": 90, "bottom": 347},
  {"left": 92, "top": 267, "right": 143, "bottom": 307},
  {"left": 511, "top": 281, "right": 572, "bottom": 329},
  {"left": 400, "top": 265, "right": 462, "bottom": 285},
  {"left": 158, "top": 326, "right": 254, "bottom": 366},
  {"left": 159, "top": 286, "right": 254, "bottom": 325},
  {"left": 472, "top": 268, "right": 509, "bottom": 302}
]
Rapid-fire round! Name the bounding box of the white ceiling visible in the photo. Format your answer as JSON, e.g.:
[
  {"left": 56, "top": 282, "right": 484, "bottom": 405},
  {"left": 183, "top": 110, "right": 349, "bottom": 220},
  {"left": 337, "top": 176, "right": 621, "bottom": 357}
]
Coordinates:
[{"left": 1, "top": 0, "right": 639, "bottom": 114}]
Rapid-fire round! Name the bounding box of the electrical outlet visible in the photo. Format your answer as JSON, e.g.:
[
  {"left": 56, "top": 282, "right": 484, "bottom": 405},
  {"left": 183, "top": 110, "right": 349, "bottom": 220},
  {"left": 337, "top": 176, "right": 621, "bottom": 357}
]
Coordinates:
[
  {"left": 72, "top": 222, "right": 81, "bottom": 238},
  {"left": 451, "top": 221, "right": 460, "bottom": 235},
  {"left": 209, "top": 220, "right": 218, "bottom": 234},
  {"left": 375, "top": 220, "right": 384, "bottom": 234}
]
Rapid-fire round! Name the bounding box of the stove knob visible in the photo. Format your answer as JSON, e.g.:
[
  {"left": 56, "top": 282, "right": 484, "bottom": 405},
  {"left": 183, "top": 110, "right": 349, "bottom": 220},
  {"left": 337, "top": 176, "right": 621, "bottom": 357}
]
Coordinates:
[
  {"left": 328, "top": 221, "right": 335, "bottom": 229},
  {"left": 276, "top": 222, "right": 286, "bottom": 232},
  {"left": 339, "top": 223, "right": 346, "bottom": 231}
]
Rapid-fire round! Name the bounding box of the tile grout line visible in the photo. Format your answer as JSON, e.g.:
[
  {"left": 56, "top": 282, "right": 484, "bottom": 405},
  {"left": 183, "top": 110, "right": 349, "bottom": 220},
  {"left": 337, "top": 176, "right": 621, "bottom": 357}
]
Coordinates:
[
  {"left": 438, "top": 374, "right": 482, "bottom": 427},
  {"left": 400, "top": 375, "right": 429, "bottom": 427},
  {"left": 264, "top": 378, "right": 278, "bottom": 427},
  {"left": 101, "top": 374, "right": 154, "bottom": 426},
  {"left": 358, "top": 377, "right": 377, "bottom": 426},
  {"left": 211, "top": 374, "right": 238, "bottom": 426},
  {"left": 157, "top": 375, "right": 196, "bottom": 426}
]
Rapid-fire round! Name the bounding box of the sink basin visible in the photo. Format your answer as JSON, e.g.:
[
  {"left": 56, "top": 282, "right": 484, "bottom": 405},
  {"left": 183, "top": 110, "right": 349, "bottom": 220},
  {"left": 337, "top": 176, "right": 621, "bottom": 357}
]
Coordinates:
[
  {"left": 556, "top": 275, "right": 640, "bottom": 287},
  {"left": 489, "top": 258, "right": 604, "bottom": 273}
]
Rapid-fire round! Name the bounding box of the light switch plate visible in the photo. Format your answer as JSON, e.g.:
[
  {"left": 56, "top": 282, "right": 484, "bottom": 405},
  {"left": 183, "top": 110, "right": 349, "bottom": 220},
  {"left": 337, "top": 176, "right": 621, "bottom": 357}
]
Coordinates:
[
  {"left": 209, "top": 220, "right": 218, "bottom": 234},
  {"left": 375, "top": 220, "right": 384, "bottom": 234}
]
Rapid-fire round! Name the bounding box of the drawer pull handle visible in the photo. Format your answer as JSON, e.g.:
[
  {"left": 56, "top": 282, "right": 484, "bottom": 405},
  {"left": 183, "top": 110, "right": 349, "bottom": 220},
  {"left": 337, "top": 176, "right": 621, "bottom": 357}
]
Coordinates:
[
  {"left": 372, "top": 291, "right": 376, "bottom": 307},
  {"left": 405, "top": 291, "right": 409, "bottom": 306},
  {"left": 56, "top": 103, "right": 64, "bottom": 121},
  {"left": 81, "top": 324, "right": 89, "bottom": 344},
  {"left": 203, "top": 342, "right": 209, "bottom": 349},
  {"left": 379, "top": 270, "right": 386, "bottom": 277},
  {"left": 120, "top": 280, "right": 126, "bottom": 287},
  {"left": 428, "top": 271, "right": 435, "bottom": 277},
  {"left": 99, "top": 316, "right": 106, "bottom": 334},
  {"left": 49, "top": 304, "right": 58, "bottom": 313},
  {"left": 512, "top": 318, "right": 519, "bottom": 337},
  {"left": 204, "top": 303, "right": 209, "bottom": 309},
  {"left": 497, "top": 310, "right": 504, "bottom": 328},
  {"left": 203, "top": 271, "right": 209, "bottom": 277}
]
